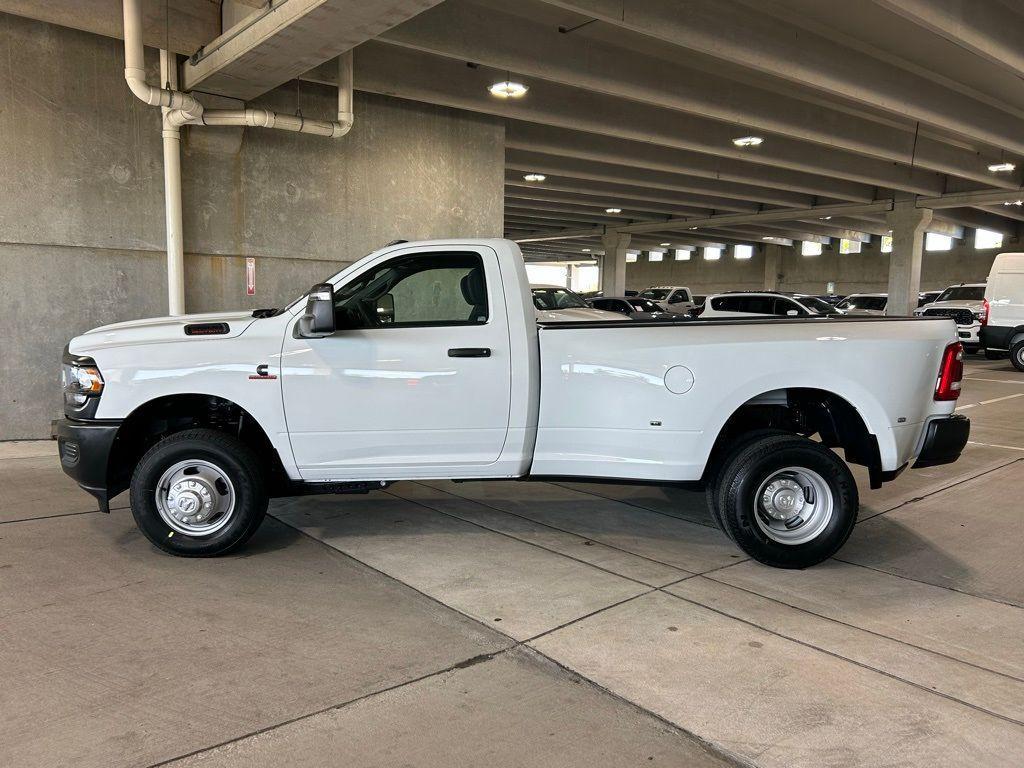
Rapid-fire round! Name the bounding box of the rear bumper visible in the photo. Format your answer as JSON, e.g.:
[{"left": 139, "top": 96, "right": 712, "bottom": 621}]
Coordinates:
[
  {"left": 913, "top": 415, "right": 970, "bottom": 469},
  {"left": 51, "top": 418, "right": 121, "bottom": 512}
]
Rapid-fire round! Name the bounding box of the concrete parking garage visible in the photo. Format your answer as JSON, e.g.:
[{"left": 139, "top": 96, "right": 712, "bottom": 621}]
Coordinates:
[{"left": 2, "top": 1, "right": 1024, "bottom": 766}]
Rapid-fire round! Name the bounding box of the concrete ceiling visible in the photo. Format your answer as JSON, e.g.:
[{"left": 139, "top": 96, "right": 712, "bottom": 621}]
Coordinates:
[
  {"left": 365, "top": 0, "right": 1024, "bottom": 257},
  {"left": 5, "top": 0, "right": 1024, "bottom": 259}
]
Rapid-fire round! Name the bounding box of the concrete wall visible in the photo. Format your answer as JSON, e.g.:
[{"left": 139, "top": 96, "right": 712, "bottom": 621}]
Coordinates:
[
  {"left": 624, "top": 238, "right": 1008, "bottom": 296},
  {"left": 0, "top": 12, "right": 504, "bottom": 438}
]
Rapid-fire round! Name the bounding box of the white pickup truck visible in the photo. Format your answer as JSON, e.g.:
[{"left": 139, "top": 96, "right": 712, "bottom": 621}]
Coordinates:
[{"left": 54, "top": 239, "right": 970, "bottom": 568}]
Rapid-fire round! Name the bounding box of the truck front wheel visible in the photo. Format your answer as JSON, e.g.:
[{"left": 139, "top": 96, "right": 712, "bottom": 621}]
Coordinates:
[
  {"left": 129, "top": 429, "right": 268, "bottom": 556},
  {"left": 716, "top": 434, "right": 858, "bottom": 568}
]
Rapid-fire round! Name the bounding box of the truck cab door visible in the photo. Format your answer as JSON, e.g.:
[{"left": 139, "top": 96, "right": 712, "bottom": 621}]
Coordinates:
[{"left": 280, "top": 245, "right": 512, "bottom": 481}]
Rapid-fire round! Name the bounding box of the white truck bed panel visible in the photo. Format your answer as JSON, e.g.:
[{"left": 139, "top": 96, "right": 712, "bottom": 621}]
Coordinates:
[{"left": 532, "top": 317, "right": 958, "bottom": 481}]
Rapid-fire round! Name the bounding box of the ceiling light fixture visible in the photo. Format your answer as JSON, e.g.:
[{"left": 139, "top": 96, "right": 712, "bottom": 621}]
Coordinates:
[
  {"left": 820, "top": 216, "right": 832, "bottom": 220},
  {"left": 523, "top": 173, "right": 546, "bottom": 182},
  {"left": 988, "top": 162, "right": 1016, "bottom": 172},
  {"left": 732, "top": 135, "right": 764, "bottom": 147},
  {"left": 605, "top": 207, "right": 622, "bottom": 214},
  {"left": 660, "top": 242, "right": 671, "bottom": 247},
  {"left": 688, "top": 226, "right": 698, "bottom": 230},
  {"left": 1004, "top": 200, "right": 1023, "bottom": 206},
  {"left": 581, "top": 248, "right": 591, "bottom": 252},
  {"left": 488, "top": 80, "right": 528, "bottom": 99}
]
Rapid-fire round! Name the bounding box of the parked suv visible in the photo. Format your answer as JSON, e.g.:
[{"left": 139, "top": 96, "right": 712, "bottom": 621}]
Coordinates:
[
  {"left": 981, "top": 253, "right": 1024, "bottom": 371},
  {"left": 638, "top": 286, "right": 695, "bottom": 313},
  {"left": 698, "top": 292, "right": 839, "bottom": 319},
  {"left": 914, "top": 283, "right": 986, "bottom": 353}
]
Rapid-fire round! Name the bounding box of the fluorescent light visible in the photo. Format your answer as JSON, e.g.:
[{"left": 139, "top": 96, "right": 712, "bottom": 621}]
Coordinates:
[
  {"left": 988, "top": 162, "right": 1016, "bottom": 172},
  {"left": 688, "top": 226, "right": 698, "bottom": 230},
  {"left": 1004, "top": 200, "right": 1023, "bottom": 206},
  {"left": 732, "top": 136, "right": 764, "bottom": 147},
  {"left": 605, "top": 207, "right": 622, "bottom": 214},
  {"left": 659, "top": 242, "right": 671, "bottom": 247},
  {"left": 488, "top": 81, "right": 528, "bottom": 99},
  {"left": 581, "top": 248, "right": 591, "bottom": 252},
  {"left": 523, "top": 173, "right": 545, "bottom": 182},
  {"left": 820, "top": 216, "right": 832, "bottom": 220}
]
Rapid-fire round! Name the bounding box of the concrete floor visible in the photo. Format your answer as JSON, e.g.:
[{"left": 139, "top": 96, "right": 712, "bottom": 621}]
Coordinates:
[{"left": 2, "top": 357, "right": 1022, "bottom": 767}]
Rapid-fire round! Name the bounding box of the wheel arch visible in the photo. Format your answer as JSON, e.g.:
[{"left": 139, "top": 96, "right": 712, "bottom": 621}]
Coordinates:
[
  {"left": 107, "top": 393, "right": 290, "bottom": 499},
  {"left": 703, "top": 386, "right": 888, "bottom": 489}
]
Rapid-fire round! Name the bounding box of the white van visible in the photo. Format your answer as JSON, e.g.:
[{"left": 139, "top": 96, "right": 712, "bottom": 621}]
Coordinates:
[{"left": 981, "top": 252, "right": 1024, "bottom": 371}]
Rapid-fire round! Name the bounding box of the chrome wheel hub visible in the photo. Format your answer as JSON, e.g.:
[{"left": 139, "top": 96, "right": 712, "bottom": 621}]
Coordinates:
[
  {"left": 754, "top": 467, "right": 834, "bottom": 546},
  {"left": 155, "top": 460, "right": 236, "bottom": 537}
]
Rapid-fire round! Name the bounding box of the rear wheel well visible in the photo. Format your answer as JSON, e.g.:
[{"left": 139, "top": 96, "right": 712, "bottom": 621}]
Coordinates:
[
  {"left": 108, "top": 395, "right": 289, "bottom": 499},
  {"left": 704, "top": 388, "right": 882, "bottom": 487}
]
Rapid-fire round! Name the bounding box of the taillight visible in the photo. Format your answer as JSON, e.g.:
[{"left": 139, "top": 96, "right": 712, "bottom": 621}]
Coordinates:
[
  {"left": 980, "top": 298, "right": 990, "bottom": 326},
  {"left": 935, "top": 342, "right": 964, "bottom": 401}
]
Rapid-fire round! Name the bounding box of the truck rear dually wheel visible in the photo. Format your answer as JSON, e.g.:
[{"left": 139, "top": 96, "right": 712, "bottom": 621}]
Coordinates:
[
  {"left": 717, "top": 434, "right": 858, "bottom": 568},
  {"left": 129, "top": 429, "right": 267, "bottom": 556}
]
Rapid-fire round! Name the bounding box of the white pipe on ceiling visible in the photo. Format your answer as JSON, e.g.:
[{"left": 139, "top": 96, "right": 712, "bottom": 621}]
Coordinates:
[{"left": 120, "top": 0, "right": 354, "bottom": 314}]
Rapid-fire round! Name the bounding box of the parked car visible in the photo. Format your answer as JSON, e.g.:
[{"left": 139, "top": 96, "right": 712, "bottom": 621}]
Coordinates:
[
  {"left": 53, "top": 238, "right": 969, "bottom": 568},
  {"left": 638, "top": 286, "right": 695, "bottom": 313},
  {"left": 913, "top": 283, "right": 986, "bottom": 353},
  {"left": 815, "top": 294, "right": 847, "bottom": 306},
  {"left": 981, "top": 252, "right": 1024, "bottom": 371},
  {"left": 530, "top": 284, "right": 622, "bottom": 322},
  {"left": 835, "top": 293, "right": 888, "bottom": 315},
  {"left": 918, "top": 290, "right": 943, "bottom": 307},
  {"left": 589, "top": 296, "right": 689, "bottom": 321},
  {"left": 698, "top": 292, "right": 840, "bottom": 319}
]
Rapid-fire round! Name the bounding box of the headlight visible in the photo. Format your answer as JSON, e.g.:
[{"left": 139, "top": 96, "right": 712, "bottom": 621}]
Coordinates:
[
  {"left": 973, "top": 310, "right": 985, "bottom": 320},
  {"left": 61, "top": 360, "right": 104, "bottom": 406}
]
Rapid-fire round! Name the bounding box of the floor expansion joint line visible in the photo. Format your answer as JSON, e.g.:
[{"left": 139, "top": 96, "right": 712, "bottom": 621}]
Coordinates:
[
  {"left": 700, "top": 574, "right": 1024, "bottom": 684},
  {"left": 548, "top": 481, "right": 720, "bottom": 530},
  {"left": 0, "top": 508, "right": 107, "bottom": 525},
  {"left": 661, "top": 589, "right": 1024, "bottom": 728},
  {"left": 383, "top": 489, "right": 678, "bottom": 588},
  {"left": 144, "top": 648, "right": 517, "bottom": 768},
  {"left": 855, "top": 457, "right": 1022, "bottom": 523},
  {"left": 262, "top": 514, "right": 748, "bottom": 768},
  {"left": 407, "top": 480, "right": 700, "bottom": 574},
  {"left": 831, "top": 557, "right": 1023, "bottom": 609}
]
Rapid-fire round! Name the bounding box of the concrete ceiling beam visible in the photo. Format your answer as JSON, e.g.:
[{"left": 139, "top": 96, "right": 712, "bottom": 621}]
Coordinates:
[
  {"left": 541, "top": 0, "right": 1024, "bottom": 160},
  {"left": 384, "top": 0, "right": 1009, "bottom": 186},
  {"left": 505, "top": 189, "right": 711, "bottom": 219},
  {"left": 872, "top": 0, "right": 1024, "bottom": 80},
  {"left": 351, "top": 42, "right": 947, "bottom": 194},
  {"left": 506, "top": 201, "right": 668, "bottom": 223},
  {"left": 506, "top": 123, "right": 874, "bottom": 202},
  {"left": 505, "top": 176, "right": 738, "bottom": 215},
  {"left": 182, "top": 0, "right": 445, "bottom": 99},
  {"left": 507, "top": 151, "right": 778, "bottom": 211}
]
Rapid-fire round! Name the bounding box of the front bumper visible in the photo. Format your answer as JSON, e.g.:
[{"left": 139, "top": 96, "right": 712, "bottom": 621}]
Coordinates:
[
  {"left": 51, "top": 418, "right": 122, "bottom": 512},
  {"left": 913, "top": 415, "right": 970, "bottom": 469},
  {"left": 956, "top": 323, "right": 981, "bottom": 345}
]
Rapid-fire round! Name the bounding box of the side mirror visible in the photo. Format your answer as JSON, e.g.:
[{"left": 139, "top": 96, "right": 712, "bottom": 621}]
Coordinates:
[
  {"left": 376, "top": 293, "right": 395, "bottom": 324},
  {"left": 297, "top": 283, "right": 335, "bottom": 338}
]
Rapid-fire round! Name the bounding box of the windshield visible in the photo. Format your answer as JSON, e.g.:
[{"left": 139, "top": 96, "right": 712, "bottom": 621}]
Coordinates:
[
  {"left": 936, "top": 286, "right": 985, "bottom": 302},
  {"left": 797, "top": 296, "right": 839, "bottom": 315},
  {"left": 628, "top": 299, "right": 663, "bottom": 313},
  {"left": 640, "top": 288, "right": 671, "bottom": 300},
  {"left": 532, "top": 287, "right": 589, "bottom": 310}
]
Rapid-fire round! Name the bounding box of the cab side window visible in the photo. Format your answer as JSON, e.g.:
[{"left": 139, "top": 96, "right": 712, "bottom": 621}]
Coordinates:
[{"left": 333, "top": 252, "right": 488, "bottom": 329}]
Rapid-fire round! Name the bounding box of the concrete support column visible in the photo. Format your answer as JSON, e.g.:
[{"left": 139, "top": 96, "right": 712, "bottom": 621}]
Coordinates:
[
  {"left": 763, "top": 243, "right": 783, "bottom": 290},
  {"left": 885, "top": 200, "right": 933, "bottom": 316},
  {"left": 601, "top": 231, "right": 631, "bottom": 296}
]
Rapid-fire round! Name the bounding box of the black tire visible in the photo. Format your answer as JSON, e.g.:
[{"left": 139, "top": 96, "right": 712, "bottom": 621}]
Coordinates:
[
  {"left": 984, "top": 348, "right": 1003, "bottom": 360},
  {"left": 129, "top": 428, "right": 268, "bottom": 556},
  {"left": 704, "top": 429, "right": 789, "bottom": 539},
  {"left": 717, "top": 434, "right": 858, "bottom": 568},
  {"left": 1011, "top": 340, "right": 1024, "bottom": 372}
]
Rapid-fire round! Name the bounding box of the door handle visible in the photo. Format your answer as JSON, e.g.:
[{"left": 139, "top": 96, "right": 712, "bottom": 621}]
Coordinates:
[{"left": 448, "top": 347, "right": 491, "bottom": 358}]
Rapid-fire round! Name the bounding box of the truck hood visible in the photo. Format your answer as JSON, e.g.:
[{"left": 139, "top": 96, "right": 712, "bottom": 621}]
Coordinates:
[
  {"left": 69, "top": 310, "right": 260, "bottom": 354},
  {"left": 919, "top": 299, "right": 984, "bottom": 311}
]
